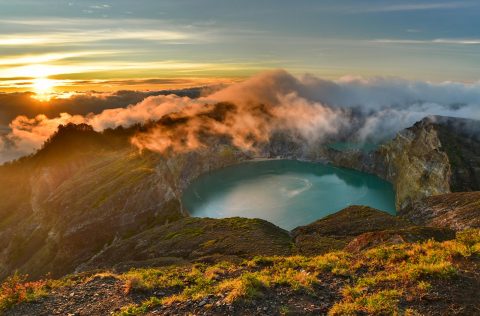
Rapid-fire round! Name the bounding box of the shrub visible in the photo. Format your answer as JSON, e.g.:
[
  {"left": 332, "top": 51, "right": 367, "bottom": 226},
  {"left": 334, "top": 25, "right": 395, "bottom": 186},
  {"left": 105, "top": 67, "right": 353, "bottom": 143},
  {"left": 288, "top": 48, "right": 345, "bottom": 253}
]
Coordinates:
[
  {"left": 0, "top": 273, "right": 47, "bottom": 311},
  {"left": 117, "top": 297, "right": 162, "bottom": 316},
  {"left": 217, "top": 273, "right": 265, "bottom": 303},
  {"left": 329, "top": 289, "right": 401, "bottom": 315},
  {"left": 456, "top": 229, "right": 480, "bottom": 247}
]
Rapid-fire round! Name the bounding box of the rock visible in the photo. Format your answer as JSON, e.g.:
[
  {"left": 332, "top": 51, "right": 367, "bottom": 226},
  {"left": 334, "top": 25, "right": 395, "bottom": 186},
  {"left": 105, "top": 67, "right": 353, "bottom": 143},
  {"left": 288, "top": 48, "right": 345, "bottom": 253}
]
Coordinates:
[
  {"left": 327, "top": 116, "right": 480, "bottom": 210},
  {"left": 400, "top": 191, "right": 480, "bottom": 230},
  {"left": 372, "top": 117, "right": 452, "bottom": 210},
  {"left": 433, "top": 117, "right": 480, "bottom": 192},
  {"left": 344, "top": 226, "right": 455, "bottom": 252},
  {"left": 292, "top": 205, "right": 412, "bottom": 255}
]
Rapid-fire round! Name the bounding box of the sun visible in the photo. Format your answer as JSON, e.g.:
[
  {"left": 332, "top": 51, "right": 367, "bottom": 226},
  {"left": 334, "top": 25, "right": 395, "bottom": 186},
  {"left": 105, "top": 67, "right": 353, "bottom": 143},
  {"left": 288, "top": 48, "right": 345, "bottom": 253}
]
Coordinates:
[
  {"left": 33, "top": 77, "right": 55, "bottom": 94},
  {"left": 32, "top": 77, "right": 56, "bottom": 101}
]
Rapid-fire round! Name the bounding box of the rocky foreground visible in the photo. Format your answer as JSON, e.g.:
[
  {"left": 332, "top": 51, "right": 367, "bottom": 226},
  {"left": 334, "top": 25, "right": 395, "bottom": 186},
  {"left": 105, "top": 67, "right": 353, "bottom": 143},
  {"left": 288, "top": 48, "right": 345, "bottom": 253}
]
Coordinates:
[
  {"left": 2, "top": 212, "right": 479, "bottom": 315},
  {"left": 2, "top": 200, "right": 480, "bottom": 315}
]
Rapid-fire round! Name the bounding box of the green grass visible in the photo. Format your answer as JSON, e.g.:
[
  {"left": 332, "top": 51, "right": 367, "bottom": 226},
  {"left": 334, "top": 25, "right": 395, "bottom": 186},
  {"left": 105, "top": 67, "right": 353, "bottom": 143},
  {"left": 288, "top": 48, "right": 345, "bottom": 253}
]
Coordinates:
[
  {"left": 2, "top": 229, "right": 479, "bottom": 315},
  {"left": 164, "top": 227, "right": 205, "bottom": 240},
  {"left": 117, "top": 297, "right": 162, "bottom": 316},
  {"left": 217, "top": 272, "right": 266, "bottom": 303},
  {"left": 118, "top": 229, "right": 479, "bottom": 315}
]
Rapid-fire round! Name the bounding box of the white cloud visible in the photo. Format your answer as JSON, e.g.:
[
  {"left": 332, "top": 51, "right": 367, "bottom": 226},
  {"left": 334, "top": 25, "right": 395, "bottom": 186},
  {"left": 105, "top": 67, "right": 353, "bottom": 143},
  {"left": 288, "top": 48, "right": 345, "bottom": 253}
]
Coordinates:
[
  {"left": 352, "top": 2, "right": 475, "bottom": 13},
  {"left": 1, "top": 70, "right": 480, "bottom": 163},
  {"left": 0, "top": 29, "right": 194, "bottom": 46},
  {"left": 371, "top": 38, "right": 480, "bottom": 45}
]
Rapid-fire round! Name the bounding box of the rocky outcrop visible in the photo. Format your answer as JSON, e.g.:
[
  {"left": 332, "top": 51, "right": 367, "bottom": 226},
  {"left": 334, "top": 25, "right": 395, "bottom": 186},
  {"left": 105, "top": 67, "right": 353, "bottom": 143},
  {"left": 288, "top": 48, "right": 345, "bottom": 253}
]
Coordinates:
[
  {"left": 376, "top": 117, "right": 452, "bottom": 210},
  {"left": 291, "top": 205, "right": 456, "bottom": 255},
  {"left": 291, "top": 206, "right": 413, "bottom": 255},
  {"left": 400, "top": 191, "right": 480, "bottom": 230},
  {"left": 344, "top": 226, "right": 455, "bottom": 252},
  {"left": 434, "top": 118, "right": 480, "bottom": 192},
  {"left": 326, "top": 116, "right": 480, "bottom": 210}
]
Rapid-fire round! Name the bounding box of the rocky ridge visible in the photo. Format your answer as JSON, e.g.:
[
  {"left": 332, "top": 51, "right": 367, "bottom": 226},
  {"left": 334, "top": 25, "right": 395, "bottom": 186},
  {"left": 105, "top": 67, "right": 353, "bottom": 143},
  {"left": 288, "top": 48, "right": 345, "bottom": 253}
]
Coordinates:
[{"left": 0, "top": 124, "right": 247, "bottom": 279}]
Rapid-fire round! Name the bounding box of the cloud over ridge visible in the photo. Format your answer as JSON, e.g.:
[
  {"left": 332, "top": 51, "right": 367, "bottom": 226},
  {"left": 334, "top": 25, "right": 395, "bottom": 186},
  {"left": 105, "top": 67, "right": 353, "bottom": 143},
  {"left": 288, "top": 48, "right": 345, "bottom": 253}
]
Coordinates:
[{"left": 1, "top": 70, "right": 479, "bottom": 163}]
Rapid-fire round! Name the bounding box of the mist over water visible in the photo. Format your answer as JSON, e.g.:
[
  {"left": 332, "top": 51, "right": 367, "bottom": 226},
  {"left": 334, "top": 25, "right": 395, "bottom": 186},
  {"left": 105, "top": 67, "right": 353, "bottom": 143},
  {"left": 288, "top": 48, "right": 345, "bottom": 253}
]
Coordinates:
[{"left": 182, "top": 160, "right": 396, "bottom": 230}]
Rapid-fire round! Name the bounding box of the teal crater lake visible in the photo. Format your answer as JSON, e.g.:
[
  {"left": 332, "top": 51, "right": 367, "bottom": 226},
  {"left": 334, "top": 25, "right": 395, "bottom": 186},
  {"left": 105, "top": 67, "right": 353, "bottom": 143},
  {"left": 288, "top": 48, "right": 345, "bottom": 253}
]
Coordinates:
[{"left": 182, "top": 160, "right": 396, "bottom": 230}]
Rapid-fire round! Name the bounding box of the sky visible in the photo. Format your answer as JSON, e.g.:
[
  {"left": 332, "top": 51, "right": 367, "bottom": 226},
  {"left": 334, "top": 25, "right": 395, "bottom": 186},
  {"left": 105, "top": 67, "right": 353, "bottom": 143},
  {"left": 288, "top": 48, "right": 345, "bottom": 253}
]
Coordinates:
[{"left": 0, "top": 0, "right": 480, "bottom": 94}]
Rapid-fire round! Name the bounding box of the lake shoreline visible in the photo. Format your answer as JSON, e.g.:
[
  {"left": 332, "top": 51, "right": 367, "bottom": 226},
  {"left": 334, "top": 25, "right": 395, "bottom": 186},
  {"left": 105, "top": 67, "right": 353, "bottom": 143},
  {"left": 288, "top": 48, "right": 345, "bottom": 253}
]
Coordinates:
[{"left": 182, "top": 158, "right": 396, "bottom": 230}]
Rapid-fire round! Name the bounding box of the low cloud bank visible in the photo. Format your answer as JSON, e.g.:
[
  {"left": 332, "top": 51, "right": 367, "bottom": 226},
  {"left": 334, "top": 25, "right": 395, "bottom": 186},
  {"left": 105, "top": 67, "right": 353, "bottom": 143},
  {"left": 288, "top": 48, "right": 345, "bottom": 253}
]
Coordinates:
[
  {"left": 1, "top": 70, "right": 479, "bottom": 163},
  {"left": 0, "top": 88, "right": 202, "bottom": 126}
]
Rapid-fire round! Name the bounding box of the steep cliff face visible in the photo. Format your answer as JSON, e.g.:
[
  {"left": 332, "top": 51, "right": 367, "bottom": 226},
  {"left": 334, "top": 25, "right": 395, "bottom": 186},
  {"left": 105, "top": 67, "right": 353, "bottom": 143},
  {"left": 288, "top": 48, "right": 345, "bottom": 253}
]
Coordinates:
[
  {"left": 434, "top": 118, "right": 480, "bottom": 192},
  {"left": 326, "top": 116, "right": 480, "bottom": 211},
  {"left": 376, "top": 118, "right": 452, "bottom": 210}
]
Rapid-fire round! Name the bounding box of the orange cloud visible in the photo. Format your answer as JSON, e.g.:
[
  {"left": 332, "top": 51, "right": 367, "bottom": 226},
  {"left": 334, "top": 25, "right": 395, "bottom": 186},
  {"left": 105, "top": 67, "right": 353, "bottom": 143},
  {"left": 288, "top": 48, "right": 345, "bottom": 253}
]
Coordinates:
[{"left": 2, "top": 70, "right": 480, "bottom": 163}]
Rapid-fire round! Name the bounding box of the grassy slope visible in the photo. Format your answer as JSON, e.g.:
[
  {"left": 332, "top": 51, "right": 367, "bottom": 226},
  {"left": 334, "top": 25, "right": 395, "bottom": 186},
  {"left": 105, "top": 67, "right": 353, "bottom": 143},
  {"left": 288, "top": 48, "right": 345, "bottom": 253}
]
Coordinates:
[
  {"left": 78, "top": 217, "right": 293, "bottom": 272},
  {"left": 0, "top": 124, "right": 186, "bottom": 279},
  {"left": 2, "top": 229, "right": 480, "bottom": 315}
]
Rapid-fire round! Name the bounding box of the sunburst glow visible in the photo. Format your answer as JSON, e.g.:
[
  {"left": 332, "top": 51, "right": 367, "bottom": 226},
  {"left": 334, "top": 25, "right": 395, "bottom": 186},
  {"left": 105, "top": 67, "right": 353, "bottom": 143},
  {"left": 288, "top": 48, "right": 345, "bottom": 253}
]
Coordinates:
[{"left": 32, "top": 77, "right": 56, "bottom": 101}]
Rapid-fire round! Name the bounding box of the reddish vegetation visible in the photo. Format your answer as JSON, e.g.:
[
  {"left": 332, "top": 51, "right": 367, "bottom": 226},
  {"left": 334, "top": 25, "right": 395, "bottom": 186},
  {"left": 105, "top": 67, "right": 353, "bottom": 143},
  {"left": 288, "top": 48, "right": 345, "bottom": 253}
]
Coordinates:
[{"left": 0, "top": 274, "right": 47, "bottom": 311}]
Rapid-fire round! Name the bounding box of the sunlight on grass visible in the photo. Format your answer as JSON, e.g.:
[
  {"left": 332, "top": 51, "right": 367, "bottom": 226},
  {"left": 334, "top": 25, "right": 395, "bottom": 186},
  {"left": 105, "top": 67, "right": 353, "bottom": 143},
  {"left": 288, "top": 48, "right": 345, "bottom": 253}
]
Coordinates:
[{"left": 2, "top": 229, "right": 479, "bottom": 315}]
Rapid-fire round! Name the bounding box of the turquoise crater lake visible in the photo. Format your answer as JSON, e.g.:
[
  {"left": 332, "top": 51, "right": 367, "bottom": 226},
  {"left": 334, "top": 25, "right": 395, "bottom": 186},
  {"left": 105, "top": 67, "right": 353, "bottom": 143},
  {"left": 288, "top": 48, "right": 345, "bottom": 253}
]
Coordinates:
[{"left": 182, "top": 160, "right": 396, "bottom": 230}]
